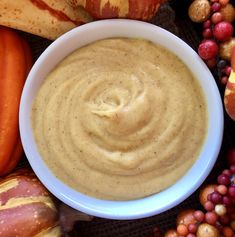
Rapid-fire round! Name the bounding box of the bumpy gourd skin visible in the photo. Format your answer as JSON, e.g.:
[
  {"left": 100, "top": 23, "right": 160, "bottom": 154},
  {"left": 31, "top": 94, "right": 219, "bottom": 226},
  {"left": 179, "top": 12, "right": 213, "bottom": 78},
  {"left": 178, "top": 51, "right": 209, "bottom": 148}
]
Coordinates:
[
  {"left": 0, "top": 168, "right": 62, "bottom": 237},
  {"left": 0, "top": 26, "right": 32, "bottom": 176}
]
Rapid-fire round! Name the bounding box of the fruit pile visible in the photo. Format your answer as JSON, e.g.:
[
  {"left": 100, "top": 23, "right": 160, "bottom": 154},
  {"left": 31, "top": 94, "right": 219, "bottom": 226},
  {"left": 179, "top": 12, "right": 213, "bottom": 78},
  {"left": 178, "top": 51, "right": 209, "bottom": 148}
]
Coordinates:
[
  {"left": 188, "top": 0, "right": 235, "bottom": 85},
  {"left": 158, "top": 148, "right": 235, "bottom": 237}
]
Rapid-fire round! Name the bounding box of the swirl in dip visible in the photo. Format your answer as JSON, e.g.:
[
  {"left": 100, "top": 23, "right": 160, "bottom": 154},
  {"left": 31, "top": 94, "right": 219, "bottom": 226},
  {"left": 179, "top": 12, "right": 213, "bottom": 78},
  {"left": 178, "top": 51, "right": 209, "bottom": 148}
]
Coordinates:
[{"left": 31, "top": 38, "right": 207, "bottom": 200}]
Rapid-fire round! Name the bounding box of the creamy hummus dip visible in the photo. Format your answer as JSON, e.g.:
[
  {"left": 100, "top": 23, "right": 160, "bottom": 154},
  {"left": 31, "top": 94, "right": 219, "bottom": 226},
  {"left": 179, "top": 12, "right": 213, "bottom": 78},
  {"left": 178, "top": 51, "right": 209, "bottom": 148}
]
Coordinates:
[{"left": 31, "top": 38, "right": 207, "bottom": 200}]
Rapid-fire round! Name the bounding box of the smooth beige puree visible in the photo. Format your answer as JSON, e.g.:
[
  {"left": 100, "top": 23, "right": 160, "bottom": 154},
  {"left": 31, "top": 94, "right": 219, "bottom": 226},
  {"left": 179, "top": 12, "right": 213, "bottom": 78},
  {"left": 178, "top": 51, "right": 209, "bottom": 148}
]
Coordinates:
[{"left": 31, "top": 38, "right": 207, "bottom": 200}]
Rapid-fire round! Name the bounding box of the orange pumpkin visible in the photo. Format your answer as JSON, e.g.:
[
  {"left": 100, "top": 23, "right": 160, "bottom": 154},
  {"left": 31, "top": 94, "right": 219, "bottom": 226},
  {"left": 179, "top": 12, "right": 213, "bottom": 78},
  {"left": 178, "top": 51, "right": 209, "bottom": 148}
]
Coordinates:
[
  {"left": 0, "top": 26, "right": 32, "bottom": 176},
  {"left": 68, "top": 0, "right": 166, "bottom": 20}
]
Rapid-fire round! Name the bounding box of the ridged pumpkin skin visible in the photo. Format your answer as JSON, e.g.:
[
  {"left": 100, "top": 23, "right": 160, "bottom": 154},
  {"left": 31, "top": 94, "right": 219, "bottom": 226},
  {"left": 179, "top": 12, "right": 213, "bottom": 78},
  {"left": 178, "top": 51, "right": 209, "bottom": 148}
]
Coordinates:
[
  {"left": 0, "top": 168, "right": 62, "bottom": 237},
  {"left": 68, "top": 0, "right": 166, "bottom": 20},
  {"left": 0, "top": 26, "right": 32, "bottom": 176}
]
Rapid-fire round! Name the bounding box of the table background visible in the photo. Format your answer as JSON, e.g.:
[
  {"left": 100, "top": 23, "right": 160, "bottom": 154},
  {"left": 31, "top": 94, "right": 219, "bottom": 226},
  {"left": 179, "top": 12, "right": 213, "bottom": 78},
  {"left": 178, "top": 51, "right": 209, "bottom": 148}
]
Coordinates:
[{"left": 20, "top": 1, "right": 235, "bottom": 236}]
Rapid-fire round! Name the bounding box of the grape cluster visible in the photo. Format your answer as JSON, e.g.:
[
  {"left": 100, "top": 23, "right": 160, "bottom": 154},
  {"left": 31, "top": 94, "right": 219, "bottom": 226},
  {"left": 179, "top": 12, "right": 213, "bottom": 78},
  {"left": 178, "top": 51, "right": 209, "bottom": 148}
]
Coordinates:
[
  {"left": 162, "top": 148, "right": 235, "bottom": 237},
  {"left": 196, "top": 150, "right": 235, "bottom": 236},
  {"left": 189, "top": 0, "right": 234, "bottom": 85}
]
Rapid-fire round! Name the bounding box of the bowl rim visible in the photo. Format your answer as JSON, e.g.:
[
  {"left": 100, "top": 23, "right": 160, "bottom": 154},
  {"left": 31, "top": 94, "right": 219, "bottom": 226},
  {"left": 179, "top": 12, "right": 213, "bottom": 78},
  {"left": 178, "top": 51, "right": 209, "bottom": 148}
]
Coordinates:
[{"left": 19, "top": 19, "right": 224, "bottom": 220}]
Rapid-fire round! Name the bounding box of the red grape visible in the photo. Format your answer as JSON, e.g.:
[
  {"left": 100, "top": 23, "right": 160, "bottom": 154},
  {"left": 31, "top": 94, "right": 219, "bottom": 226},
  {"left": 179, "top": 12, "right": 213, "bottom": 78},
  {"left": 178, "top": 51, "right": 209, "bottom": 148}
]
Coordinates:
[
  {"left": 211, "top": 12, "right": 223, "bottom": 24},
  {"left": 213, "top": 21, "right": 234, "bottom": 41},
  {"left": 203, "top": 20, "right": 211, "bottom": 28},
  {"left": 220, "top": 76, "right": 228, "bottom": 85},
  {"left": 228, "top": 186, "right": 235, "bottom": 197},
  {"left": 205, "top": 211, "right": 218, "bottom": 225},
  {"left": 186, "top": 234, "right": 196, "bottom": 237},
  {"left": 216, "top": 185, "right": 228, "bottom": 195},
  {"left": 223, "top": 169, "right": 232, "bottom": 176},
  {"left": 222, "top": 66, "right": 232, "bottom": 76},
  {"left": 223, "top": 195, "right": 232, "bottom": 205},
  {"left": 204, "top": 201, "right": 215, "bottom": 211},
  {"left": 188, "top": 224, "right": 197, "bottom": 234},
  {"left": 220, "top": 215, "right": 230, "bottom": 225},
  {"left": 211, "top": 191, "right": 223, "bottom": 204},
  {"left": 194, "top": 210, "right": 205, "bottom": 222},
  {"left": 203, "top": 28, "right": 213, "bottom": 38},
  {"left": 207, "top": 192, "right": 213, "bottom": 201},
  {"left": 224, "top": 66, "right": 232, "bottom": 76},
  {"left": 198, "top": 40, "right": 218, "bottom": 60},
  {"left": 211, "top": 2, "right": 221, "bottom": 12},
  {"left": 218, "top": 174, "right": 231, "bottom": 185}
]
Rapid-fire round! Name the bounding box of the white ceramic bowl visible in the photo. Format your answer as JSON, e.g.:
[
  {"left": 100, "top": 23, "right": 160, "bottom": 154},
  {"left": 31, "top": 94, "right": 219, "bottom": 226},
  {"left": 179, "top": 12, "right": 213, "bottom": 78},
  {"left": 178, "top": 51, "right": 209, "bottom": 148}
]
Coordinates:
[{"left": 19, "top": 19, "right": 224, "bottom": 220}]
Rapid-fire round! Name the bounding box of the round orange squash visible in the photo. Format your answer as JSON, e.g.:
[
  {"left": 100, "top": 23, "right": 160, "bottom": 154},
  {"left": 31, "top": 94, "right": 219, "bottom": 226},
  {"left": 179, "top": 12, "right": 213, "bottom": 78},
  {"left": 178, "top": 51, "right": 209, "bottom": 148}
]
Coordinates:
[{"left": 0, "top": 26, "right": 32, "bottom": 176}]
